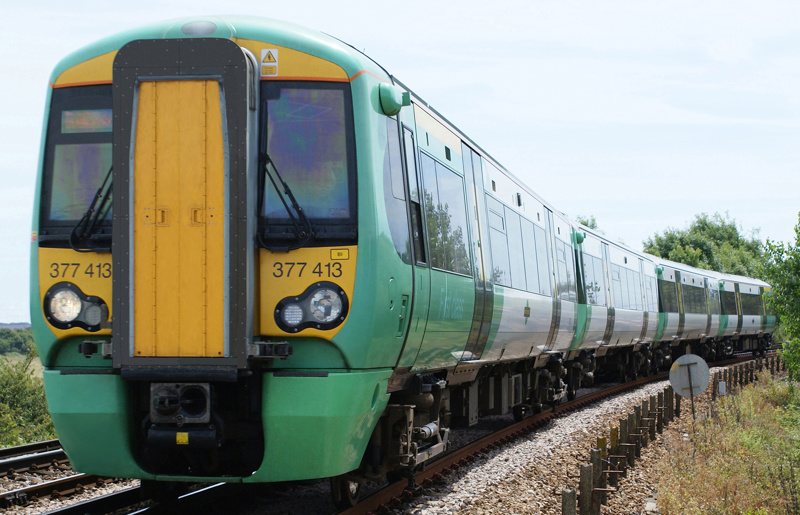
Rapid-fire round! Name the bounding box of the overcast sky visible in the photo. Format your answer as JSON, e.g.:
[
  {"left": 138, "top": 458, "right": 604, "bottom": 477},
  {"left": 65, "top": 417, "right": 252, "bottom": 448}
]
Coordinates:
[{"left": 2, "top": 0, "right": 799, "bottom": 323}]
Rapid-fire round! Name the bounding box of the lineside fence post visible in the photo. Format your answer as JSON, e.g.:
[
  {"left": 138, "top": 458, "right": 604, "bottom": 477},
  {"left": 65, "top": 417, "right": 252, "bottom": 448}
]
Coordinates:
[{"left": 562, "top": 488, "right": 576, "bottom": 515}]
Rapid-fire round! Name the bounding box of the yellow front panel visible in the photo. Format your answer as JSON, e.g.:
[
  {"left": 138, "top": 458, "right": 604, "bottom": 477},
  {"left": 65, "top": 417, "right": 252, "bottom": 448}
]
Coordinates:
[
  {"left": 52, "top": 51, "right": 117, "bottom": 87},
  {"left": 233, "top": 39, "right": 349, "bottom": 81},
  {"left": 38, "top": 248, "right": 112, "bottom": 338},
  {"left": 133, "top": 80, "right": 226, "bottom": 357},
  {"left": 259, "top": 246, "right": 357, "bottom": 339}
]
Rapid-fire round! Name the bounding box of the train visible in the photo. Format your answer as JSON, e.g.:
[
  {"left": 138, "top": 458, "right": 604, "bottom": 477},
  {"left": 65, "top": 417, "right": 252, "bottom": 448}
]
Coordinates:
[{"left": 30, "top": 16, "right": 775, "bottom": 507}]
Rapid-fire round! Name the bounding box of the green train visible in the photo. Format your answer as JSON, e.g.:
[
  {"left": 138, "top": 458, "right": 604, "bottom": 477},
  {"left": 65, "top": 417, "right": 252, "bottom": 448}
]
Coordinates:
[{"left": 31, "top": 16, "right": 775, "bottom": 505}]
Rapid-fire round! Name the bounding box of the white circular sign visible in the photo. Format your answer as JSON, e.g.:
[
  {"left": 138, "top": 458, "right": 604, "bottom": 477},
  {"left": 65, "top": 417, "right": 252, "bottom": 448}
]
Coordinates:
[{"left": 669, "top": 354, "right": 710, "bottom": 398}]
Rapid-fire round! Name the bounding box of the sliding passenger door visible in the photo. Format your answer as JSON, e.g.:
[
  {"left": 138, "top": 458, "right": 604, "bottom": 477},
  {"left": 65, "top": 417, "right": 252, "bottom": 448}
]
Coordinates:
[
  {"left": 393, "top": 125, "right": 431, "bottom": 369},
  {"left": 458, "top": 144, "right": 493, "bottom": 361}
]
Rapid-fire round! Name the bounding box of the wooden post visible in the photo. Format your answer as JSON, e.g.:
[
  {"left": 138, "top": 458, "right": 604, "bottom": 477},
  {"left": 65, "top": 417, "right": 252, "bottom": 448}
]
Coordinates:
[
  {"left": 666, "top": 386, "right": 674, "bottom": 422},
  {"left": 562, "top": 488, "right": 577, "bottom": 515},
  {"left": 610, "top": 427, "right": 618, "bottom": 455},
  {"left": 609, "top": 426, "right": 620, "bottom": 486},
  {"left": 580, "top": 464, "right": 593, "bottom": 514},
  {"left": 711, "top": 372, "right": 717, "bottom": 401},
  {"left": 591, "top": 448, "right": 604, "bottom": 507},
  {"left": 675, "top": 393, "right": 681, "bottom": 418}
]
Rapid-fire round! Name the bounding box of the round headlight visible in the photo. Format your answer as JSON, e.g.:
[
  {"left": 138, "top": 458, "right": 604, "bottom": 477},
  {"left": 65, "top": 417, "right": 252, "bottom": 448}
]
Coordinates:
[
  {"left": 309, "top": 288, "right": 343, "bottom": 323},
  {"left": 49, "top": 289, "right": 81, "bottom": 323},
  {"left": 83, "top": 303, "right": 103, "bottom": 326},
  {"left": 281, "top": 303, "right": 304, "bottom": 327}
]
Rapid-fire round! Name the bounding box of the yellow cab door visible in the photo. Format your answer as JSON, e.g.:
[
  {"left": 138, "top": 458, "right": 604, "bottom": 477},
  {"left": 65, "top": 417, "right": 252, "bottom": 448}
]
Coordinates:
[{"left": 132, "top": 79, "right": 226, "bottom": 358}]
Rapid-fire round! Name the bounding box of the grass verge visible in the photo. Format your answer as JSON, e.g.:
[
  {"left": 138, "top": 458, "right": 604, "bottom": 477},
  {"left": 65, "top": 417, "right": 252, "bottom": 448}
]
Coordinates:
[{"left": 657, "top": 371, "right": 800, "bottom": 514}]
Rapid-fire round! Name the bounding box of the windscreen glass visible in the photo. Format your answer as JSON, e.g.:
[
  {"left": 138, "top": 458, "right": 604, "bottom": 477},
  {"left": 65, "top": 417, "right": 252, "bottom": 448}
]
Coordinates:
[
  {"left": 260, "top": 82, "right": 355, "bottom": 224},
  {"left": 41, "top": 85, "right": 113, "bottom": 233}
]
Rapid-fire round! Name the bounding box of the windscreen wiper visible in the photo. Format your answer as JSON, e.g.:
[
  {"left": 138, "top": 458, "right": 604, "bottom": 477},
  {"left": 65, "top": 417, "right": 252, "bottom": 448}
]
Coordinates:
[
  {"left": 69, "top": 165, "right": 112, "bottom": 253},
  {"left": 259, "top": 153, "right": 314, "bottom": 251}
]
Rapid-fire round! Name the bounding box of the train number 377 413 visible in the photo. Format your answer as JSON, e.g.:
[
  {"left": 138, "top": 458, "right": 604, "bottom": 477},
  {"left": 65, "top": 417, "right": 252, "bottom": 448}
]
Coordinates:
[
  {"left": 272, "top": 261, "right": 343, "bottom": 278},
  {"left": 50, "top": 262, "right": 112, "bottom": 279}
]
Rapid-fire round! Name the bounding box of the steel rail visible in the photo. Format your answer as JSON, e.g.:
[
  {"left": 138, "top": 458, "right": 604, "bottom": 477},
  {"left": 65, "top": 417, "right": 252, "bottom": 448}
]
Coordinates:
[
  {"left": 0, "top": 448, "right": 69, "bottom": 478},
  {"left": 0, "top": 439, "right": 60, "bottom": 460},
  {"left": 41, "top": 486, "right": 144, "bottom": 515},
  {"left": 0, "top": 473, "right": 116, "bottom": 509}
]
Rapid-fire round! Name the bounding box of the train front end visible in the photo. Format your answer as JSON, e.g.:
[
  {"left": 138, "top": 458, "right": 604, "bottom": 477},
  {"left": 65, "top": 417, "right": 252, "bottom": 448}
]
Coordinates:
[{"left": 31, "top": 17, "right": 404, "bottom": 483}]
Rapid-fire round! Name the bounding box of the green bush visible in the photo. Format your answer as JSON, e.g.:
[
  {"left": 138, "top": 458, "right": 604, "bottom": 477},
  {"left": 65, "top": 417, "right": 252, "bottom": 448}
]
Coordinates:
[
  {"left": 0, "top": 352, "right": 55, "bottom": 447},
  {"left": 0, "top": 328, "right": 35, "bottom": 356}
]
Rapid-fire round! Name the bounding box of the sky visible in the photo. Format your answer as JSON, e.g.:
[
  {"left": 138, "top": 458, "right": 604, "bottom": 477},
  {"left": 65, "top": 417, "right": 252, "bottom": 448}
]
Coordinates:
[{"left": 1, "top": 0, "right": 799, "bottom": 323}]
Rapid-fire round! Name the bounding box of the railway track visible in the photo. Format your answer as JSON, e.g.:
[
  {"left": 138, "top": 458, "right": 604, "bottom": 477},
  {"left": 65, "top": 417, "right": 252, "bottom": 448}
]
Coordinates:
[
  {"left": 0, "top": 439, "right": 68, "bottom": 479},
  {"left": 0, "top": 352, "right": 769, "bottom": 514},
  {"left": 342, "top": 352, "right": 766, "bottom": 515}
]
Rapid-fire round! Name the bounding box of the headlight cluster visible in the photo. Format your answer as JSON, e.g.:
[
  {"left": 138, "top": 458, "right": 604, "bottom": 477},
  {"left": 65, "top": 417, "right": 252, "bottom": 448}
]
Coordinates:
[
  {"left": 275, "top": 282, "right": 349, "bottom": 333},
  {"left": 44, "top": 282, "right": 107, "bottom": 331}
]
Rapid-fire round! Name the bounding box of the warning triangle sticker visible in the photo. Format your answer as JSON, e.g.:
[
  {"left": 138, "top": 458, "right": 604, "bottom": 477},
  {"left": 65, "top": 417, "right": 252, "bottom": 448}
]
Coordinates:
[{"left": 263, "top": 51, "right": 276, "bottom": 63}]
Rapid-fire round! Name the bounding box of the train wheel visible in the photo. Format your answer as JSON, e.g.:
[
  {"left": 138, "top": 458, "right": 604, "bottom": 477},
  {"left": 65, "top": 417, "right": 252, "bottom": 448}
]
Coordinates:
[{"left": 331, "top": 475, "right": 362, "bottom": 509}]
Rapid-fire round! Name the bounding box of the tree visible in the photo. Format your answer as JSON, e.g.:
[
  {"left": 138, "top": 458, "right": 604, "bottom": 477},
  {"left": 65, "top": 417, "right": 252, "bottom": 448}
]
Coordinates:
[
  {"left": 575, "top": 215, "right": 605, "bottom": 235},
  {"left": 643, "top": 212, "right": 764, "bottom": 277},
  {"left": 762, "top": 213, "right": 800, "bottom": 379},
  {"left": 0, "top": 328, "right": 35, "bottom": 356},
  {"left": 576, "top": 215, "right": 599, "bottom": 230}
]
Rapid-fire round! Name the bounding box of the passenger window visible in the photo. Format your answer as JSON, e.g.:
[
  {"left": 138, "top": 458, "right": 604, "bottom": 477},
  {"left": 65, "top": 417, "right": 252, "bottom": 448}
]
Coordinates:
[
  {"left": 658, "top": 279, "right": 679, "bottom": 313},
  {"left": 521, "top": 219, "right": 540, "bottom": 294},
  {"left": 582, "top": 252, "right": 606, "bottom": 306},
  {"left": 487, "top": 197, "right": 510, "bottom": 286},
  {"left": 555, "top": 239, "right": 576, "bottom": 301},
  {"left": 721, "top": 290, "right": 737, "bottom": 315},
  {"left": 383, "top": 119, "right": 410, "bottom": 263},
  {"left": 505, "top": 207, "right": 525, "bottom": 290},
  {"left": 420, "top": 153, "right": 443, "bottom": 269},
  {"left": 434, "top": 163, "right": 471, "bottom": 275},
  {"left": 403, "top": 128, "right": 426, "bottom": 265},
  {"left": 420, "top": 153, "right": 471, "bottom": 275},
  {"left": 534, "top": 225, "right": 552, "bottom": 296}
]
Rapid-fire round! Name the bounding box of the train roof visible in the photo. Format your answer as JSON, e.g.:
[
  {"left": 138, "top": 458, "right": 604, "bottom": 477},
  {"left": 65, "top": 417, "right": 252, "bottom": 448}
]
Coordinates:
[{"left": 49, "top": 16, "right": 389, "bottom": 86}]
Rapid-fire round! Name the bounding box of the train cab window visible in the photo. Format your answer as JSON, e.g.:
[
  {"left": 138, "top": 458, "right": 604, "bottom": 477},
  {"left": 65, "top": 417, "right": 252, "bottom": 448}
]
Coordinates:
[
  {"left": 40, "top": 85, "right": 113, "bottom": 243},
  {"left": 259, "top": 82, "right": 356, "bottom": 244},
  {"left": 419, "top": 153, "right": 470, "bottom": 275}
]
